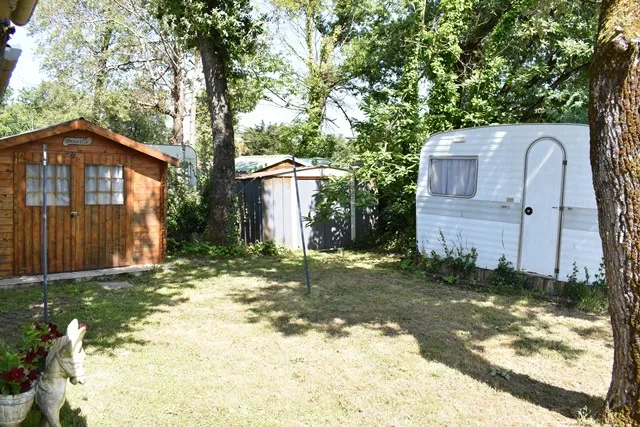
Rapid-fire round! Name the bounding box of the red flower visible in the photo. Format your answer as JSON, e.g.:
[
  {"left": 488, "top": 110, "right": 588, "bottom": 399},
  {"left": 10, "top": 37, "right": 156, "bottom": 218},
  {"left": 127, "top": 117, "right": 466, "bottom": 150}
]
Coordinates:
[
  {"left": 19, "top": 380, "right": 31, "bottom": 393},
  {"left": 25, "top": 350, "right": 36, "bottom": 364},
  {"left": 33, "top": 322, "right": 42, "bottom": 331},
  {"left": 39, "top": 333, "right": 53, "bottom": 342},
  {"left": 36, "top": 347, "right": 46, "bottom": 357},
  {"left": 28, "top": 370, "right": 38, "bottom": 381},
  {"left": 6, "top": 367, "right": 25, "bottom": 383}
]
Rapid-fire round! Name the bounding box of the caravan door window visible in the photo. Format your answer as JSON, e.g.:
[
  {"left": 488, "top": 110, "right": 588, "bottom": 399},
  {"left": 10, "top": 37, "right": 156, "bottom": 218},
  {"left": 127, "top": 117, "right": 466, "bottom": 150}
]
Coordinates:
[{"left": 429, "top": 157, "right": 478, "bottom": 197}]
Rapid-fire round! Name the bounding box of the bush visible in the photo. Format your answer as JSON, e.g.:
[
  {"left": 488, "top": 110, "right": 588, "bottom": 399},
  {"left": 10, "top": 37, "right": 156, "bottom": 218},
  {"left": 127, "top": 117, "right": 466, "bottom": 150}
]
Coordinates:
[
  {"left": 492, "top": 255, "right": 525, "bottom": 290},
  {"left": 173, "top": 240, "right": 282, "bottom": 259},
  {"left": 175, "top": 242, "right": 244, "bottom": 258},
  {"left": 416, "top": 230, "right": 477, "bottom": 278},
  {"left": 167, "top": 167, "right": 208, "bottom": 252},
  {"left": 563, "top": 261, "right": 608, "bottom": 312},
  {"left": 247, "top": 240, "right": 279, "bottom": 256}
]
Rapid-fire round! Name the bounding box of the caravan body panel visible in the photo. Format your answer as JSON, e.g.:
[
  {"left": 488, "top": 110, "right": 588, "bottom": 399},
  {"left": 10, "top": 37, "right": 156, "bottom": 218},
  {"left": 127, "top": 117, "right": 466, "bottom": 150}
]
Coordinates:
[{"left": 416, "top": 124, "right": 602, "bottom": 281}]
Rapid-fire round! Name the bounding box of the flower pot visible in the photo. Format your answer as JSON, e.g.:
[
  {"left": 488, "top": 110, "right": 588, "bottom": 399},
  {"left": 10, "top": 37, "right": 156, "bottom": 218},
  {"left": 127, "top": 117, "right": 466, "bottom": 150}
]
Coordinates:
[{"left": 0, "top": 385, "right": 36, "bottom": 427}]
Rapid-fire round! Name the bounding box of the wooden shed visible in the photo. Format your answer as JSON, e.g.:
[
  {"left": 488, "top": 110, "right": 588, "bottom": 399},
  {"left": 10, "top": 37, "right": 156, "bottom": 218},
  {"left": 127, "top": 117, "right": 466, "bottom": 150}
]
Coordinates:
[{"left": 0, "top": 118, "right": 179, "bottom": 277}]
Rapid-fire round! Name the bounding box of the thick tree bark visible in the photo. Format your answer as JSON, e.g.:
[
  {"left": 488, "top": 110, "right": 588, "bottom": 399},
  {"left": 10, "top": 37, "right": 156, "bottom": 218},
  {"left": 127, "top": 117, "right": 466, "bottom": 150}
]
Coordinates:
[
  {"left": 198, "top": 32, "right": 237, "bottom": 245},
  {"left": 589, "top": 0, "right": 640, "bottom": 422}
]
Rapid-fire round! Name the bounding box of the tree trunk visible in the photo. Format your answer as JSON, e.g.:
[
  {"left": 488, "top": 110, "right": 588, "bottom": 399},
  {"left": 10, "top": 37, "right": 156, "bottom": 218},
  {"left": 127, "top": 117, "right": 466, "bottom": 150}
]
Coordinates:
[
  {"left": 170, "top": 52, "right": 186, "bottom": 145},
  {"left": 92, "top": 27, "right": 114, "bottom": 119},
  {"left": 198, "top": 32, "right": 237, "bottom": 245},
  {"left": 589, "top": 0, "right": 640, "bottom": 422}
]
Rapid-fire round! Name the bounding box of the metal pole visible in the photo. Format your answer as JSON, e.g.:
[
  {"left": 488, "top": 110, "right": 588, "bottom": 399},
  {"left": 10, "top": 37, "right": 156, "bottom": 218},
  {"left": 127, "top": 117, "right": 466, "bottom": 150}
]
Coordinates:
[
  {"left": 292, "top": 156, "right": 311, "bottom": 295},
  {"left": 42, "top": 145, "right": 48, "bottom": 323}
]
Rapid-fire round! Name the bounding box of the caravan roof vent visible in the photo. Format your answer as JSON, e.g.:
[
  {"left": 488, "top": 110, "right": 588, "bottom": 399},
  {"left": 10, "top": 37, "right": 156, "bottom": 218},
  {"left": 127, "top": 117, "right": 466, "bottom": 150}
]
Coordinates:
[{"left": 452, "top": 136, "right": 466, "bottom": 143}]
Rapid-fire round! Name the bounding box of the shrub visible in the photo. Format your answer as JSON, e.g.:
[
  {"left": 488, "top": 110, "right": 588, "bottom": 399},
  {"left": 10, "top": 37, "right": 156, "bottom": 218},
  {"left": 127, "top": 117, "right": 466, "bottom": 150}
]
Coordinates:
[
  {"left": 247, "top": 240, "right": 280, "bottom": 256},
  {"left": 176, "top": 242, "right": 244, "bottom": 259},
  {"left": 416, "top": 230, "right": 477, "bottom": 278},
  {"left": 563, "top": 261, "right": 608, "bottom": 312},
  {"left": 492, "top": 255, "right": 525, "bottom": 290},
  {"left": 167, "top": 167, "right": 208, "bottom": 252},
  {"left": 173, "top": 240, "right": 282, "bottom": 259}
]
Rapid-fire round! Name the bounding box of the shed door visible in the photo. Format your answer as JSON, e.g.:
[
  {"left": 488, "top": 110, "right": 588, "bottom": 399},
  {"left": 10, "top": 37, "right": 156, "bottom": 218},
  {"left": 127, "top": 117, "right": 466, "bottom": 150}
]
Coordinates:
[
  {"left": 14, "top": 151, "right": 74, "bottom": 275},
  {"left": 519, "top": 138, "right": 565, "bottom": 276},
  {"left": 14, "top": 152, "right": 133, "bottom": 275},
  {"left": 79, "top": 154, "right": 133, "bottom": 271}
]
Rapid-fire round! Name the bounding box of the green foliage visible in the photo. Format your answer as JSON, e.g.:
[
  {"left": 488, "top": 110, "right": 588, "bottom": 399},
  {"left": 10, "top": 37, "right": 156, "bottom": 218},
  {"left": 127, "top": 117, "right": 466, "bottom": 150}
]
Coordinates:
[
  {"left": 0, "top": 81, "right": 170, "bottom": 145},
  {"left": 563, "top": 262, "right": 608, "bottom": 312},
  {"left": 155, "top": 0, "right": 262, "bottom": 63},
  {"left": 492, "top": 255, "right": 525, "bottom": 290},
  {"left": 417, "top": 230, "right": 478, "bottom": 278},
  {"left": 246, "top": 240, "right": 280, "bottom": 256},
  {"left": 175, "top": 242, "right": 245, "bottom": 258},
  {"left": 238, "top": 121, "right": 349, "bottom": 159},
  {"left": 305, "top": 177, "right": 376, "bottom": 226},
  {"left": 443, "top": 275, "right": 460, "bottom": 285},
  {"left": 326, "top": 0, "right": 600, "bottom": 241},
  {"left": 166, "top": 167, "right": 208, "bottom": 251},
  {"left": 173, "top": 240, "right": 282, "bottom": 258}
]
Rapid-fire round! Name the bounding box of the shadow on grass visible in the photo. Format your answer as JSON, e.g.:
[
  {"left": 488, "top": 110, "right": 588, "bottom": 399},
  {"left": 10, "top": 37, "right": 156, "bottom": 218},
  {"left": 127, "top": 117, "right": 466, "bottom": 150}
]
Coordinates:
[
  {"left": 0, "top": 269, "right": 195, "bottom": 354},
  {"left": 224, "top": 253, "right": 605, "bottom": 420},
  {"left": 22, "top": 401, "right": 87, "bottom": 427}
]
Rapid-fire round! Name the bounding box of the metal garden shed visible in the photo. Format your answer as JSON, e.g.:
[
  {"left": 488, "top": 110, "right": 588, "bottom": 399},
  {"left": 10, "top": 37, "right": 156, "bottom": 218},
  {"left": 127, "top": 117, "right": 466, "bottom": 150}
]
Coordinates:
[{"left": 237, "top": 165, "right": 375, "bottom": 250}]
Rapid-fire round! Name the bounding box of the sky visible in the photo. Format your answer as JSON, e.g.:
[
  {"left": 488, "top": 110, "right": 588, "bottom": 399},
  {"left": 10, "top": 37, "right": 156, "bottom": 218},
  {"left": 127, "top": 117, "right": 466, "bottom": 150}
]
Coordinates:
[{"left": 7, "top": 14, "right": 361, "bottom": 139}]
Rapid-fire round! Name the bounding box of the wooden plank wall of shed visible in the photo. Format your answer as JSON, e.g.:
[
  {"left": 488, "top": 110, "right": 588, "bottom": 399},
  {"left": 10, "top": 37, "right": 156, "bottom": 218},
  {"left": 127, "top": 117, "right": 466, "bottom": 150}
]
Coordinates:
[
  {"left": 0, "top": 130, "right": 166, "bottom": 277},
  {"left": 0, "top": 153, "right": 13, "bottom": 275}
]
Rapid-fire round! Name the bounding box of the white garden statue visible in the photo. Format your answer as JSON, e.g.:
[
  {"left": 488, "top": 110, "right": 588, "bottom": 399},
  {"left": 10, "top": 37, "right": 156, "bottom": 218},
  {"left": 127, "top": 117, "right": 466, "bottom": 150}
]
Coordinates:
[{"left": 35, "top": 319, "right": 87, "bottom": 427}]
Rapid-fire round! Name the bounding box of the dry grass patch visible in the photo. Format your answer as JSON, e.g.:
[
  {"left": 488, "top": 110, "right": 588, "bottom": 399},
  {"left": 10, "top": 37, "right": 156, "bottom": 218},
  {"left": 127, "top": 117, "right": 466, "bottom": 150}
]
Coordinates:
[{"left": 0, "top": 252, "right": 611, "bottom": 426}]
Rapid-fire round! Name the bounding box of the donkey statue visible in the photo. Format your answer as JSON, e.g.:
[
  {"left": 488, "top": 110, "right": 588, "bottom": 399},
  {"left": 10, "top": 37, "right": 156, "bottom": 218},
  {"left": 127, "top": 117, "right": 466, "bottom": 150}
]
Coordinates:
[{"left": 35, "top": 319, "right": 87, "bottom": 427}]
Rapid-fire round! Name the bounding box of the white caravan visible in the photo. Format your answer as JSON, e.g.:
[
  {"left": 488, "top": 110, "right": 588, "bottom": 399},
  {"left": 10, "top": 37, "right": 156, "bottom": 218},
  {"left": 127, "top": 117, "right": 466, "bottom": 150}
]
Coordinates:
[{"left": 416, "top": 124, "right": 602, "bottom": 281}]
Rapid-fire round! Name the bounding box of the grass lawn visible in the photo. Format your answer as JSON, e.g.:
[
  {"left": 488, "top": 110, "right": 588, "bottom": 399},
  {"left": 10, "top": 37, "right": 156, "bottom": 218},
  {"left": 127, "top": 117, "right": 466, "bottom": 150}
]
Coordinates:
[{"left": 0, "top": 252, "right": 612, "bottom": 426}]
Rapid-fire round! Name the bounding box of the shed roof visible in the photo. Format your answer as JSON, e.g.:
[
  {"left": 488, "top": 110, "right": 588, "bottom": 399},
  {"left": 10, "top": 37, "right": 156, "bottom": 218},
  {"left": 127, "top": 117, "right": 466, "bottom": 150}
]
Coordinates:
[
  {"left": 0, "top": 118, "right": 180, "bottom": 166},
  {"left": 235, "top": 155, "right": 310, "bottom": 174},
  {"left": 237, "top": 165, "right": 348, "bottom": 180}
]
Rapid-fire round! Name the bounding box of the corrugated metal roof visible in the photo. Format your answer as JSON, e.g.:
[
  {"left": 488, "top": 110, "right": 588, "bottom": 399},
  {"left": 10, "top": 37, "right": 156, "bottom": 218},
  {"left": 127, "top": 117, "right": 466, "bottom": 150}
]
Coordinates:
[
  {"left": 237, "top": 165, "right": 348, "bottom": 180},
  {"left": 234, "top": 155, "right": 334, "bottom": 174},
  {"left": 235, "top": 156, "right": 298, "bottom": 174}
]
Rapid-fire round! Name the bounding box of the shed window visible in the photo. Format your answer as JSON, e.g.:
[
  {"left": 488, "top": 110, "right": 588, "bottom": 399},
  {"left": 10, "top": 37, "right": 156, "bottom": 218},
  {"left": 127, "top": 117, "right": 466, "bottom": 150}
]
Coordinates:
[
  {"left": 429, "top": 157, "right": 478, "bottom": 197},
  {"left": 25, "top": 164, "right": 70, "bottom": 206},
  {"left": 85, "top": 165, "right": 124, "bottom": 205}
]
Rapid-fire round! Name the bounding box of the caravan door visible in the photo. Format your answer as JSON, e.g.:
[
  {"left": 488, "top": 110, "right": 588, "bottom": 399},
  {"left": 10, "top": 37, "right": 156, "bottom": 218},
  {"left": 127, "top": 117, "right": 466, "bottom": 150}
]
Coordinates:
[{"left": 519, "top": 138, "right": 566, "bottom": 277}]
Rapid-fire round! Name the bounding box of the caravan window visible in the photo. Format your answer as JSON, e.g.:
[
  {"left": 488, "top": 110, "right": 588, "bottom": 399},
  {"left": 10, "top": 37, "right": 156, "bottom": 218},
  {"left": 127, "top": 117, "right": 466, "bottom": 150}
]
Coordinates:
[{"left": 429, "top": 157, "right": 478, "bottom": 197}]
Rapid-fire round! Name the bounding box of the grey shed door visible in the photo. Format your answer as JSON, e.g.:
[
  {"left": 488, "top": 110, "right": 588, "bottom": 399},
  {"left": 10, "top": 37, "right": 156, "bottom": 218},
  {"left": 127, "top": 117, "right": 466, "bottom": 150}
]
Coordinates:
[{"left": 262, "top": 178, "right": 293, "bottom": 247}]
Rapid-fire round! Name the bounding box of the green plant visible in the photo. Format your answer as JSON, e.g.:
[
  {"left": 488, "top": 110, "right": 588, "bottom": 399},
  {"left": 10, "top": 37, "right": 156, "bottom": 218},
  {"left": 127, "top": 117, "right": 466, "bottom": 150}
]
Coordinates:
[
  {"left": 416, "top": 230, "right": 478, "bottom": 278},
  {"left": 563, "top": 262, "right": 608, "bottom": 312},
  {"left": 247, "top": 240, "right": 279, "bottom": 256},
  {"left": 492, "top": 255, "right": 525, "bottom": 290},
  {"left": 438, "top": 230, "right": 478, "bottom": 276},
  {"left": 443, "top": 275, "right": 460, "bottom": 285},
  {"left": 563, "top": 263, "right": 590, "bottom": 301},
  {"left": 1, "top": 322, "right": 63, "bottom": 395},
  {"left": 176, "top": 242, "right": 245, "bottom": 259},
  {"left": 167, "top": 167, "right": 208, "bottom": 252}
]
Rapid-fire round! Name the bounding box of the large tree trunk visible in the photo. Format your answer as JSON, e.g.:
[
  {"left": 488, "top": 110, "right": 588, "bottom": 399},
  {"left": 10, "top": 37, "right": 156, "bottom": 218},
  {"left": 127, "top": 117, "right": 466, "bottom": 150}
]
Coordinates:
[
  {"left": 589, "top": 0, "right": 640, "bottom": 422},
  {"left": 198, "top": 32, "right": 237, "bottom": 245}
]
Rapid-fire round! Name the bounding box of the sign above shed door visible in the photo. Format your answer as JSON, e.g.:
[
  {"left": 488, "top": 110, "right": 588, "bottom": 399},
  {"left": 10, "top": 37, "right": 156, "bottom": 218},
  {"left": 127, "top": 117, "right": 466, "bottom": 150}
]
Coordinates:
[{"left": 519, "top": 138, "right": 566, "bottom": 277}]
